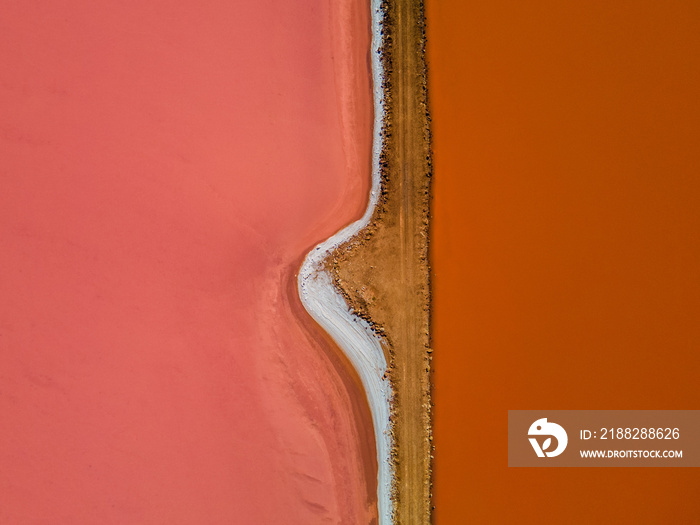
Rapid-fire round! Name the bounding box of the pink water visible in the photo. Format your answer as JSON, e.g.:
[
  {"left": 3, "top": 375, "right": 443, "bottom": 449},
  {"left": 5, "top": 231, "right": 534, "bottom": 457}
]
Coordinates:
[{"left": 0, "top": 0, "right": 377, "bottom": 523}]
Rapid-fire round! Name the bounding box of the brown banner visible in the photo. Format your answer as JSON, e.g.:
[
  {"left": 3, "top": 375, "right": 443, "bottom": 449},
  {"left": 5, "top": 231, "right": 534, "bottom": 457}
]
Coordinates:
[{"left": 508, "top": 411, "right": 700, "bottom": 467}]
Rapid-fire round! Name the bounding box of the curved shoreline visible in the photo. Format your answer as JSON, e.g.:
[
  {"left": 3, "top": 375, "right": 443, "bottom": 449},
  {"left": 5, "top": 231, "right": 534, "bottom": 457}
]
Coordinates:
[{"left": 297, "top": 1, "right": 392, "bottom": 523}]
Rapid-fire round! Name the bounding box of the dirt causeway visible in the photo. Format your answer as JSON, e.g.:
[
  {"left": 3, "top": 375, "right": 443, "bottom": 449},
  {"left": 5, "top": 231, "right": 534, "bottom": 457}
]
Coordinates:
[{"left": 328, "top": 1, "right": 432, "bottom": 522}]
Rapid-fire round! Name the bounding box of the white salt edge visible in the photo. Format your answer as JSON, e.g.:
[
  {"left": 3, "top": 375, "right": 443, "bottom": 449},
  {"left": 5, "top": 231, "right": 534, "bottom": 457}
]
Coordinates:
[{"left": 297, "top": 2, "right": 393, "bottom": 523}]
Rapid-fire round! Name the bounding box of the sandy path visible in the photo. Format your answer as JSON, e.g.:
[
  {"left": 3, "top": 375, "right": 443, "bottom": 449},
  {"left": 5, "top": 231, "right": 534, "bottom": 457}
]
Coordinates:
[{"left": 328, "top": 1, "right": 432, "bottom": 523}]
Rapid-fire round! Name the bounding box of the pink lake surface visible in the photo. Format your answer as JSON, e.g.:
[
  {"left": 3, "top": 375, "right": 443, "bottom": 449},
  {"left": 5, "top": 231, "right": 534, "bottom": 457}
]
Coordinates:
[{"left": 0, "top": 1, "right": 377, "bottom": 523}]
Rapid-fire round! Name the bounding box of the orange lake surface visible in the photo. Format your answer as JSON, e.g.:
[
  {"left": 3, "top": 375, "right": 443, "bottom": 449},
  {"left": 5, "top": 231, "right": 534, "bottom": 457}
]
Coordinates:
[
  {"left": 0, "top": 1, "right": 377, "bottom": 523},
  {"left": 429, "top": 1, "right": 700, "bottom": 523}
]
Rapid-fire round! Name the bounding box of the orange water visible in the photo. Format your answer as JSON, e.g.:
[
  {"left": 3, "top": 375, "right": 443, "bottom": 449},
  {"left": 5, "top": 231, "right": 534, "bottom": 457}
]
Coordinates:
[{"left": 429, "top": 1, "right": 700, "bottom": 522}]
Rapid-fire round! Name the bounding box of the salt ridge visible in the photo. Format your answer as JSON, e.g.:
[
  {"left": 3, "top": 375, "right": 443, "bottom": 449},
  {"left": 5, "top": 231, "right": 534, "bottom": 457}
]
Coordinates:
[{"left": 297, "top": 1, "right": 392, "bottom": 523}]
